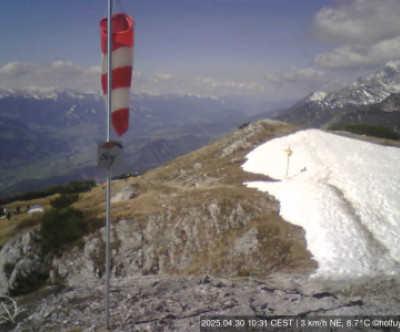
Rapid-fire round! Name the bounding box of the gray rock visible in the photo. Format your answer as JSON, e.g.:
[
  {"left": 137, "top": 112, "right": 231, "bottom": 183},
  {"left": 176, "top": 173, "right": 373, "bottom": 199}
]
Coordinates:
[
  {"left": 0, "top": 230, "right": 45, "bottom": 295},
  {"left": 8, "top": 274, "right": 400, "bottom": 331}
]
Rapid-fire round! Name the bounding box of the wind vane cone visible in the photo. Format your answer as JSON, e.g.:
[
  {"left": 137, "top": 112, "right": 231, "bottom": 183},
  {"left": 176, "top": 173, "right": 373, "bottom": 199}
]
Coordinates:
[{"left": 100, "top": 13, "right": 134, "bottom": 136}]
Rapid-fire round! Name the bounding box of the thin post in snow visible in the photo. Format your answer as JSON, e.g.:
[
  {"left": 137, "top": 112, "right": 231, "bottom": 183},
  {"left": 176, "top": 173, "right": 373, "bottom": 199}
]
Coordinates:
[{"left": 284, "top": 146, "right": 292, "bottom": 179}]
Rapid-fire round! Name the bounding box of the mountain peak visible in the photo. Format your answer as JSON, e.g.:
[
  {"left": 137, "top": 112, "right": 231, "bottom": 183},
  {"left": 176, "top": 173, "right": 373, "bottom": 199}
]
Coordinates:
[
  {"left": 320, "top": 62, "right": 400, "bottom": 109},
  {"left": 293, "top": 91, "right": 328, "bottom": 108},
  {"left": 275, "top": 62, "right": 400, "bottom": 131},
  {"left": 384, "top": 60, "right": 400, "bottom": 73},
  {"left": 307, "top": 91, "right": 327, "bottom": 102}
]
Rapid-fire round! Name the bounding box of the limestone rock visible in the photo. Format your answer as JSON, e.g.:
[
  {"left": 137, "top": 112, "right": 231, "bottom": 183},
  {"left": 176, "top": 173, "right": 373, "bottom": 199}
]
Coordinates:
[{"left": 0, "top": 230, "right": 45, "bottom": 295}]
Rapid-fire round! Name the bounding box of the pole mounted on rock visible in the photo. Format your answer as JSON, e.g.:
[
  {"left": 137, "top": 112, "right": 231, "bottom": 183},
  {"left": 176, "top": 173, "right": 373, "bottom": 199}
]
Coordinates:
[
  {"left": 98, "top": 2, "right": 134, "bottom": 329},
  {"left": 105, "top": 1, "right": 112, "bottom": 329}
]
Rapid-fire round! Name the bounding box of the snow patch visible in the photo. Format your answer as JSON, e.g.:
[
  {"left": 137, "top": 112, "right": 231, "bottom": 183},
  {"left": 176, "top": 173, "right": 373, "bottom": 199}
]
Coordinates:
[
  {"left": 111, "top": 184, "right": 138, "bottom": 203},
  {"left": 308, "top": 91, "right": 327, "bottom": 102},
  {"left": 385, "top": 61, "right": 400, "bottom": 72},
  {"left": 242, "top": 129, "right": 400, "bottom": 280}
]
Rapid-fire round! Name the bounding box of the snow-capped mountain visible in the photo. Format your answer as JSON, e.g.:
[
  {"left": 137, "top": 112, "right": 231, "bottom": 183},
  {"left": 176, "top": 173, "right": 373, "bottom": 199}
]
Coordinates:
[
  {"left": 328, "top": 61, "right": 400, "bottom": 107},
  {"left": 301, "top": 61, "right": 400, "bottom": 109},
  {"left": 275, "top": 61, "right": 400, "bottom": 131},
  {"left": 293, "top": 91, "right": 328, "bottom": 107},
  {"left": 307, "top": 91, "right": 327, "bottom": 103}
]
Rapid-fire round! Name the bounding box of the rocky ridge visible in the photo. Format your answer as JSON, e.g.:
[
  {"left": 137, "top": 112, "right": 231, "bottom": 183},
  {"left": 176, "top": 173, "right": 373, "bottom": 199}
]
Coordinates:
[
  {"left": 9, "top": 273, "right": 400, "bottom": 332},
  {"left": 1, "top": 119, "right": 400, "bottom": 331},
  {"left": 275, "top": 62, "right": 400, "bottom": 133}
]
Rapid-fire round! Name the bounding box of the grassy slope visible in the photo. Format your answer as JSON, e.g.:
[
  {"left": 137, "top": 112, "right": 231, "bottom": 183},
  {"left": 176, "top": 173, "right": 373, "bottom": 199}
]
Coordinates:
[
  {"left": 4, "top": 121, "right": 400, "bottom": 278},
  {"left": 0, "top": 195, "right": 57, "bottom": 246},
  {"left": 70, "top": 120, "right": 318, "bottom": 278}
]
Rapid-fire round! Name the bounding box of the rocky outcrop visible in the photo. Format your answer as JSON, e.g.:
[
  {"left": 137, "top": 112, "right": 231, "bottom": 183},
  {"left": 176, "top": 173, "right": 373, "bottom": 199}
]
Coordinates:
[
  {"left": 51, "top": 193, "right": 280, "bottom": 289},
  {"left": 0, "top": 230, "right": 47, "bottom": 296},
  {"left": 48, "top": 120, "right": 312, "bottom": 290},
  {"left": 9, "top": 273, "right": 400, "bottom": 331}
]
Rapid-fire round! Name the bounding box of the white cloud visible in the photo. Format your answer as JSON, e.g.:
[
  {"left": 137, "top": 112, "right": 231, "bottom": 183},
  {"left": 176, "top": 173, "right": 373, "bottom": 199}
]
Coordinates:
[
  {"left": 152, "top": 72, "right": 173, "bottom": 82},
  {"left": 88, "top": 65, "right": 101, "bottom": 74},
  {"left": 132, "top": 71, "right": 145, "bottom": 84},
  {"left": 313, "top": 0, "right": 400, "bottom": 70},
  {"left": 265, "top": 67, "right": 328, "bottom": 85},
  {"left": 314, "top": 37, "right": 400, "bottom": 69},
  {"left": 113, "top": 70, "right": 269, "bottom": 98},
  {"left": 0, "top": 62, "right": 44, "bottom": 77},
  {"left": 0, "top": 61, "right": 270, "bottom": 99},
  {"left": 192, "top": 77, "right": 264, "bottom": 94},
  {"left": 314, "top": 0, "right": 400, "bottom": 45},
  {"left": 0, "top": 61, "right": 338, "bottom": 102},
  {"left": 0, "top": 61, "right": 100, "bottom": 91},
  {"left": 50, "top": 61, "right": 75, "bottom": 69},
  {"left": 262, "top": 67, "right": 339, "bottom": 100}
]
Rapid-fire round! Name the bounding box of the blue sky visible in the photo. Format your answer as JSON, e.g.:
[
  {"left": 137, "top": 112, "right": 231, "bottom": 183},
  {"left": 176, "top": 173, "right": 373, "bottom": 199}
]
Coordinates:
[{"left": 1, "top": 0, "right": 400, "bottom": 103}]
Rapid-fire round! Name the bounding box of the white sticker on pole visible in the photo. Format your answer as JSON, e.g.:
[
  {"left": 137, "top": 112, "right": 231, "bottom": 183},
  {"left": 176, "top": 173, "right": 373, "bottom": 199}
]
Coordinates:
[{"left": 97, "top": 141, "right": 123, "bottom": 170}]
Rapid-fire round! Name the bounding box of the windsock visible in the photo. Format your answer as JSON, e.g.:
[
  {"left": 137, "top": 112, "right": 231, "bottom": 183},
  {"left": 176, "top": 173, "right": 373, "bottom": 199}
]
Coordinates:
[{"left": 100, "top": 13, "right": 134, "bottom": 136}]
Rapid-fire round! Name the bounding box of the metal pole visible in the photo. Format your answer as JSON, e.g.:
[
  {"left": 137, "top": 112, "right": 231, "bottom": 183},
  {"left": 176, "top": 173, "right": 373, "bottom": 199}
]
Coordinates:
[
  {"left": 285, "top": 154, "right": 290, "bottom": 179},
  {"left": 105, "top": 0, "right": 113, "bottom": 329},
  {"left": 106, "top": 173, "right": 111, "bottom": 330}
]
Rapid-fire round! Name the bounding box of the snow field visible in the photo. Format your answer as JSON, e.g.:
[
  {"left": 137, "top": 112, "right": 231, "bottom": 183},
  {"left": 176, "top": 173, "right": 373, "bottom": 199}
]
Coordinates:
[{"left": 242, "top": 129, "right": 400, "bottom": 279}]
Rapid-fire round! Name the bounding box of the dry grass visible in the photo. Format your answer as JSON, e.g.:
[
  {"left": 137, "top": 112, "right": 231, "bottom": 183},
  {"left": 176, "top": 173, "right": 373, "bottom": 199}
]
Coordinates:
[
  {"left": 86, "top": 120, "right": 318, "bottom": 278},
  {"left": 178, "top": 189, "right": 318, "bottom": 278},
  {"left": 0, "top": 194, "right": 59, "bottom": 246},
  {"left": 69, "top": 120, "right": 318, "bottom": 278},
  {"left": 1, "top": 120, "right": 319, "bottom": 278}
]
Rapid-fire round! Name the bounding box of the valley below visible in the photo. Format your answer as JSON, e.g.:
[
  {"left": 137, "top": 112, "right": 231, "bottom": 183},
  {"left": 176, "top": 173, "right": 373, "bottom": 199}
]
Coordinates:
[{"left": 0, "top": 90, "right": 255, "bottom": 197}]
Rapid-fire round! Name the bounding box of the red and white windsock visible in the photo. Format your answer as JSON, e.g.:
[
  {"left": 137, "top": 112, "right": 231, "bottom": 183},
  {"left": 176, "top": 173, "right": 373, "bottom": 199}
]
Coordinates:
[{"left": 100, "top": 13, "right": 134, "bottom": 137}]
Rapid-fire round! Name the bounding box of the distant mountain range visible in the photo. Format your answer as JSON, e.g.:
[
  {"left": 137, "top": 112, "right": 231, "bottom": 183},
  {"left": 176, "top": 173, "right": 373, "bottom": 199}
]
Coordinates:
[
  {"left": 0, "top": 89, "right": 256, "bottom": 196},
  {"left": 3, "top": 61, "right": 400, "bottom": 196},
  {"left": 274, "top": 62, "right": 400, "bottom": 133}
]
